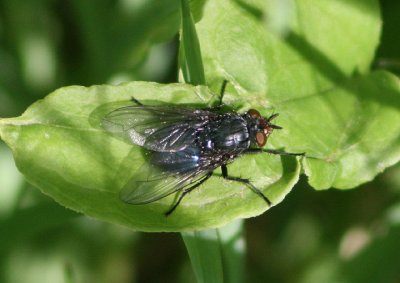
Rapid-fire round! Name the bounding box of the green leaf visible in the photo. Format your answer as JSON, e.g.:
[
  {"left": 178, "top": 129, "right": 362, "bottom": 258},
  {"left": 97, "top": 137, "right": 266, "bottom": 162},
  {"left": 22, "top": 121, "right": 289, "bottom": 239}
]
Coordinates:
[
  {"left": 0, "top": 82, "right": 301, "bottom": 232},
  {"left": 196, "top": 0, "right": 400, "bottom": 189}
]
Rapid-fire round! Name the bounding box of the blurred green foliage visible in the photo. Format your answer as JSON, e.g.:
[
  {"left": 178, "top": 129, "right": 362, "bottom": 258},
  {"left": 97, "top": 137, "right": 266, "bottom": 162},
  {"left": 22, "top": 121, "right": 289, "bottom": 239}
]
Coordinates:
[{"left": 0, "top": 0, "right": 399, "bottom": 283}]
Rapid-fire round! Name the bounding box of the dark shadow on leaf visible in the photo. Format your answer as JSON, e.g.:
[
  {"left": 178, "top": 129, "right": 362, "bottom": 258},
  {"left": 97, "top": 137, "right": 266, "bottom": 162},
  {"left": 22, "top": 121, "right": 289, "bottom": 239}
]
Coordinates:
[
  {"left": 286, "top": 31, "right": 347, "bottom": 84},
  {"left": 233, "top": 0, "right": 264, "bottom": 20}
]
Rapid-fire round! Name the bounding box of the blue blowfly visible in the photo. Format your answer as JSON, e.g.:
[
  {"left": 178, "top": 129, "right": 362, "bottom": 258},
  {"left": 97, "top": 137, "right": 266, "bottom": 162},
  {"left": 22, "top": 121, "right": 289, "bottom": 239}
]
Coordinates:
[{"left": 102, "top": 81, "right": 304, "bottom": 216}]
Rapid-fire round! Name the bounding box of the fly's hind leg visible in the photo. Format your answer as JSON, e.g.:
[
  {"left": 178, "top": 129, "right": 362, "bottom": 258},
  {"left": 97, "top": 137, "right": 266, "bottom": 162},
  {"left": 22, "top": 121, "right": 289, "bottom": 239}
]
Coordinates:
[
  {"left": 165, "top": 172, "right": 213, "bottom": 217},
  {"left": 221, "top": 165, "right": 272, "bottom": 206}
]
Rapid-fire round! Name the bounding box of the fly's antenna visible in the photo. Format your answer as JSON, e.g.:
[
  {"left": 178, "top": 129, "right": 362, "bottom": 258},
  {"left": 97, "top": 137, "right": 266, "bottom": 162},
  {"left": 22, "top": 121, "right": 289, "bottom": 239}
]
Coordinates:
[
  {"left": 270, "top": 124, "right": 282, "bottom": 130},
  {"left": 267, "top": 113, "right": 279, "bottom": 122},
  {"left": 267, "top": 113, "right": 282, "bottom": 129}
]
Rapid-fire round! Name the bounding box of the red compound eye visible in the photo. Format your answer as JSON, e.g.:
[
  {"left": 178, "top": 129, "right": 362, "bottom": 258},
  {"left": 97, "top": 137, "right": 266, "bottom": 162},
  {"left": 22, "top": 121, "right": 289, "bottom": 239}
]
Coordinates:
[
  {"left": 247, "top": 109, "right": 261, "bottom": 119},
  {"left": 255, "top": 132, "right": 266, "bottom": 147}
]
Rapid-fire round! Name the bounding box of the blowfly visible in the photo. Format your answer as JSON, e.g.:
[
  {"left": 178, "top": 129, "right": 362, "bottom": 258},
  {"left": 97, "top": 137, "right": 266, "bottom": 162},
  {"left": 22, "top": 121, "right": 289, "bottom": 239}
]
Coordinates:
[{"left": 102, "top": 81, "right": 304, "bottom": 216}]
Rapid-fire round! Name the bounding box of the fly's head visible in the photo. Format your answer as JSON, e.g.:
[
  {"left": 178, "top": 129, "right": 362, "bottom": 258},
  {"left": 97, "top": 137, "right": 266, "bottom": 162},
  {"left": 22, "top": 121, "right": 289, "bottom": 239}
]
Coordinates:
[{"left": 246, "top": 109, "right": 282, "bottom": 148}]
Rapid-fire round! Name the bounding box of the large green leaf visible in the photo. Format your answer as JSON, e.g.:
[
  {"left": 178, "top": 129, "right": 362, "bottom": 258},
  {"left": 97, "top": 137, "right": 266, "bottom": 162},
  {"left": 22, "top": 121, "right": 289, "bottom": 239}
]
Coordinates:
[
  {"left": 0, "top": 83, "right": 301, "bottom": 231},
  {"left": 196, "top": 0, "right": 400, "bottom": 189}
]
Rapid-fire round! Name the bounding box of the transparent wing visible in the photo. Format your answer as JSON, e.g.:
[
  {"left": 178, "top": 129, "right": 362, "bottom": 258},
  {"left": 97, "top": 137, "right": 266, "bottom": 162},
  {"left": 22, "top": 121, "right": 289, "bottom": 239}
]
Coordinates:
[
  {"left": 120, "top": 149, "right": 211, "bottom": 204},
  {"left": 102, "top": 106, "right": 215, "bottom": 152}
]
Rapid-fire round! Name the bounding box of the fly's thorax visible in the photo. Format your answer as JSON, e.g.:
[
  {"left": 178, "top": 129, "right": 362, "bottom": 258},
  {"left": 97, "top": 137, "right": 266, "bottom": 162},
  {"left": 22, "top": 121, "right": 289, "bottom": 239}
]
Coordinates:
[{"left": 198, "top": 113, "right": 251, "bottom": 152}]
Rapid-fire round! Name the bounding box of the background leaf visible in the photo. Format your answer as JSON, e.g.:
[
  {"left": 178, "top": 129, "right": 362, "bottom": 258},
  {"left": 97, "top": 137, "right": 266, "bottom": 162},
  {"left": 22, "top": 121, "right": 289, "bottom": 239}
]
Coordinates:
[{"left": 198, "top": 0, "right": 381, "bottom": 94}]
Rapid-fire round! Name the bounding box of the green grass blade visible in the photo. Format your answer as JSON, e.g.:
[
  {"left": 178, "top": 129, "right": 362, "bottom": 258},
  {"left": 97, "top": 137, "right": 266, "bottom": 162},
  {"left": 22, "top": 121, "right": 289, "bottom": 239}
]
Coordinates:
[
  {"left": 179, "top": 0, "right": 206, "bottom": 85},
  {"left": 182, "top": 229, "right": 224, "bottom": 283},
  {"left": 182, "top": 220, "right": 246, "bottom": 283},
  {"left": 217, "top": 220, "right": 245, "bottom": 283}
]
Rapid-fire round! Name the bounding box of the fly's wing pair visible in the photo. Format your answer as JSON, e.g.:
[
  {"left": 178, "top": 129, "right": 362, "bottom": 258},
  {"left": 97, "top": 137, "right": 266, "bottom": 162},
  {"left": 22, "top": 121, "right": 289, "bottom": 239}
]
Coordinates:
[
  {"left": 102, "top": 106, "right": 214, "bottom": 152},
  {"left": 102, "top": 105, "right": 219, "bottom": 205}
]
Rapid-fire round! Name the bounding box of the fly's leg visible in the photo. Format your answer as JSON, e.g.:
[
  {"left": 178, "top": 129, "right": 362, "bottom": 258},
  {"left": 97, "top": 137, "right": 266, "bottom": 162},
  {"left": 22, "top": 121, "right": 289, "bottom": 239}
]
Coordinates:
[
  {"left": 217, "top": 79, "right": 228, "bottom": 107},
  {"left": 130, "top": 97, "right": 144, "bottom": 106},
  {"left": 244, "top": 148, "right": 305, "bottom": 157},
  {"left": 221, "top": 165, "right": 272, "bottom": 206},
  {"left": 210, "top": 79, "right": 228, "bottom": 109},
  {"left": 165, "top": 172, "right": 213, "bottom": 217}
]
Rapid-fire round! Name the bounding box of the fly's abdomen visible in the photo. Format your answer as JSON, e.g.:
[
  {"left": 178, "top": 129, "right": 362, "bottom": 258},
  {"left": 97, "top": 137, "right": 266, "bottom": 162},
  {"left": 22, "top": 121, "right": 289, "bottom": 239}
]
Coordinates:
[{"left": 150, "top": 147, "right": 200, "bottom": 174}]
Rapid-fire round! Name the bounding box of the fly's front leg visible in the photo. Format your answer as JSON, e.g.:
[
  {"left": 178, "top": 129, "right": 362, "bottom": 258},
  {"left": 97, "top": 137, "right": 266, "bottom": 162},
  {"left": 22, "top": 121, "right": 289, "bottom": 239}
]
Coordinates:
[
  {"left": 208, "top": 80, "right": 228, "bottom": 109},
  {"left": 217, "top": 79, "right": 228, "bottom": 107},
  {"left": 221, "top": 165, "right": 272, "bottom": 206},
  {"left": 130, "top": 97, "right": 144, "bottom": 106}
]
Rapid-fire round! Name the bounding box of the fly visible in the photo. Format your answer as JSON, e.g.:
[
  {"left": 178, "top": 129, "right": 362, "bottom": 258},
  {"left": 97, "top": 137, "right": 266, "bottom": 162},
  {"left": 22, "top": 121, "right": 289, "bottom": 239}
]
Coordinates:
[{"left": 102, "top": 81, "right": 304, "bottom": 216}]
